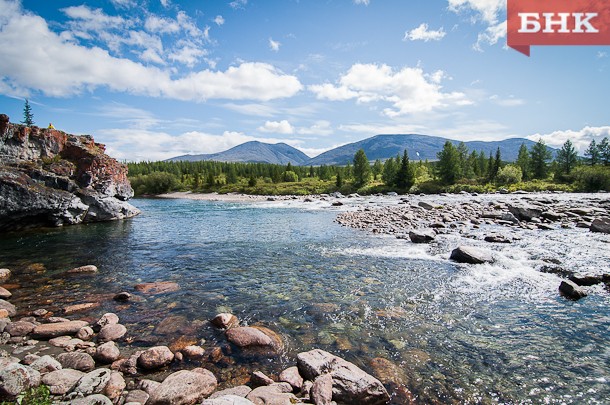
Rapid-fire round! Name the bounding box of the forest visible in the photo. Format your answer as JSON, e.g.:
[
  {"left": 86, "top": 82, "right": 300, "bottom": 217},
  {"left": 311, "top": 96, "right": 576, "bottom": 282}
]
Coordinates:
[{"left": 128, "top": 138, "right": 610, "bottom": 196}]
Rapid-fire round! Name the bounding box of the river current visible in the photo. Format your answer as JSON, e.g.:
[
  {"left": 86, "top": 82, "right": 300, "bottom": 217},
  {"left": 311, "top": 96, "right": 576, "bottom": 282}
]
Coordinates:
[{"left": 1, "top": 196, "right": 609, "bottom": 404}]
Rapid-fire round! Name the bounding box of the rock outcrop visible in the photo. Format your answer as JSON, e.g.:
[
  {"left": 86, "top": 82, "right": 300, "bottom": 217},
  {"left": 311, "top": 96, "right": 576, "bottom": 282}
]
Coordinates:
[{"left": 0, "top": 114, "right": 139, "bottom": 231}]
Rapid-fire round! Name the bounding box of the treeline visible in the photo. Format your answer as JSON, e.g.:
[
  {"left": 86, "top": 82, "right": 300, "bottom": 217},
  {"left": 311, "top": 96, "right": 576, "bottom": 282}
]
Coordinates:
[{"left": 127, "top": 137, "right": 610, "bottom": 196}]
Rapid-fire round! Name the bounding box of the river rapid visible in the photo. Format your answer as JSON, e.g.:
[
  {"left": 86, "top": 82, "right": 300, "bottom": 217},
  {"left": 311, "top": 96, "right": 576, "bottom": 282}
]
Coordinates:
[{"left": 1, "top": 193, "right": 609, "bottom": 404}]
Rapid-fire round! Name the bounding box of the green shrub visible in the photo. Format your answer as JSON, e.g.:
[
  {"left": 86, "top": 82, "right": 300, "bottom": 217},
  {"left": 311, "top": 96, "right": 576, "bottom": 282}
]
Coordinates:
[
  {"left": 0, "top": 385, "right": 52, "bottom": 405},
  {"left": 571, "top": 166, "right": 610, "bottom": 192},
  {"left": 129, "top": 171, "right": 179, "bottom": 195},
  {"left": 496, "top": 164, "right": 523, "bottom": 185},
  {"left": 283, "top": 171, "right": 299, "bottom": 182}
]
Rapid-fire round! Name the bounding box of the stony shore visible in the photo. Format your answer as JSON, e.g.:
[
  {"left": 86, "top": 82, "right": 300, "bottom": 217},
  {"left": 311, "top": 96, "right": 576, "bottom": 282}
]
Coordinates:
[{"left": 0, "top": 269, "right": 396, "bottom": 405}]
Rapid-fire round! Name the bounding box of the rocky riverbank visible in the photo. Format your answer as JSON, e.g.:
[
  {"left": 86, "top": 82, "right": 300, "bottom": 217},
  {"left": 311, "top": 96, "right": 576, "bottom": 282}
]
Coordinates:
[
  {"left": 0, "top": 268, "right": 397, "bottom": 405},
  {"left": 0, "top": 114, "right": 140, "bottom": 231}
]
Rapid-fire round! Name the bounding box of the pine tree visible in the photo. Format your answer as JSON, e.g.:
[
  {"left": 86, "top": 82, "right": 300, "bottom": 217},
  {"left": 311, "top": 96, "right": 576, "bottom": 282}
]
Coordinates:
[
  {"left": 492, "top": 147, "right": 502, "bottom": 180},
  {"left": 530, "top": 139, "right": 552, "bottom": 179},
  {"left": 335, "top": 171, "right": 343, "bottom": 188},
  {"left": 372, "top": 159, "right": 383, "bottom": 181},
  {"left": 516, "top": 143, "right": 530, "bottom": 180},
  {"left": 584, "top": 139, "right": 600, "bottom": 166},
  {"left": 555, "top": 139, "right": 579, "bottom": 175},
  {"left": 477, "top": 150, "right": 487, "bottom": 178},
  {"left": 395, "top": 150, "right": 415, "bottom": 190},
  {"left": 436, "top": 141, "right": 461, "bottom": 184},
  {"left": 353, "top": 149, "right": 370, "bottom": 187},
  {"left": 382, "top": 157, "right": 397, "bottom": 186},
  {"left": 599, "top": 137, "right": 610, "bottom": 166},
  {"left": 22, "top": 99, "right": 34, "bottom": 127}
]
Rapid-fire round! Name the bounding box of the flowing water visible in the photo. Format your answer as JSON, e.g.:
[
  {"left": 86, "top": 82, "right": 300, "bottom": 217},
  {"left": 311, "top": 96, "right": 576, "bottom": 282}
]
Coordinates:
[{"left": 1, "top": 197, "right": 609, "bottom": 404}]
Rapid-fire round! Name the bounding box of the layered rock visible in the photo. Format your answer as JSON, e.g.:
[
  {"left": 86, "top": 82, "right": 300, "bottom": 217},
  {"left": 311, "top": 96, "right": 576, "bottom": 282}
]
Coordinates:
[{"left": 0, "top": 115, "right": 139, "bottom": 231}]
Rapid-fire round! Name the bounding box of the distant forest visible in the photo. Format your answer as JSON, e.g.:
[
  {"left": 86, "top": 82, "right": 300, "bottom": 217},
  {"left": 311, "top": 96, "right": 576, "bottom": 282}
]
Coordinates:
[{"left": 128, "top": 138, "right": 610, "bottom": 196}]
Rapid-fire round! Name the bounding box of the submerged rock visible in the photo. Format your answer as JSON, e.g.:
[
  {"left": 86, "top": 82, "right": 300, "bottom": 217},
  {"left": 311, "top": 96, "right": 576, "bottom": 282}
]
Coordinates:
[
  {"left": 559, "top": 280, "right": 587, "bottom": 300},
  {"left": 226, "top": 326, "right": 282, "bottom": 351},
  {"left": 449, "top": 246, "right": 494, "bottom": 264},
  {"left": 147, "top": 369, "right": 217, "bottom": 405},
  {"left": 590, "top": 218, "right": 610, "bottom": 234},
  {"left": 32, "top": 320, "right": 89, "bottom": 338},
  {"left": 408, "top": 230, "right": 435, "bottom": 244}
]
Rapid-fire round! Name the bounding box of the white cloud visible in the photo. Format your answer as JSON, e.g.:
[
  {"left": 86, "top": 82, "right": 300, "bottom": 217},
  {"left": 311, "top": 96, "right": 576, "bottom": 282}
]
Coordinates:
[
  {"left": 258, "top": 120, "right": 294, "bottom": 134},
  {"left": 297, "top": 121, "right": 333, "bottom": 136},
  {"left": 110, "top": 0, "right": 136, "bottom": 8},
  {"left": 598, "top": 51, "right": 608, "bottom": 59},
  {"left": 168, "top": 42, "right": 207, "bottom": 67},
  {"left": 527, "top": 126, "right": 610, "bottom": 152},
  {"left": 354, "top": 0, "right": 370, "bottom": 5},
  {"left": 269, "top": 37, "right": 280, "bottom": 52},
  {"left": 404, "top": 23, "right": 446, "bottom": 42},
  {"left": 160, "top": 0, "right": 170, "bottom": 8},
  {"left": 489, "top": 94, "right": 524, "bottom": 107},
  {"left": 447, "top": 0, "right": 505, "bottom": 24},
  {"left": 144, "top": 15, "right": 181, "bottom": 34},
  {"left": 222, "top": 103, "right": 278, "bottom": 117},
  {"left": 0, "top": 7, "right": 302, "bottom": 101},
  {"left": 229, "top": 0, "right": 248, "bottom": 10},
  {"left": 62, "top": 5, "right": 131, "bottom": 32},
  {"left": 309, "top": 63, "right": 470, "bottom": 116},
  {"left": 214, "top": 15, "right": 225, "bottom": 26},
  {"left": 474, "top": 20, "right": 506, "bottom": 50}
]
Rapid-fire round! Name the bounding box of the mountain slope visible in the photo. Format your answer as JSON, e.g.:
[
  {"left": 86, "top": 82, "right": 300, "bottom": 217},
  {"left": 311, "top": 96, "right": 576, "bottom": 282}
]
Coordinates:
[
  {"left": 306, "top": 134, "right": 547, "bottom": 165},
  {"left": 167, "top": 141, "right": 310, "bottom": 165}
]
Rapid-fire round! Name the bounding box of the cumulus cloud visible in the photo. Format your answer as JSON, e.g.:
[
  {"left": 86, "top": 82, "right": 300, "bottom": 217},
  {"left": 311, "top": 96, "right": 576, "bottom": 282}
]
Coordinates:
[
  {"left": 474, "top": 20, "right": 506, "bottom": 50},
  {"left": 214, "top": 15, "right": 225, "bottom": 26},
  {"left": 229, "top": 0, "right": 248, "bottom": 10},
  {"left": 269, "top": 37, "right": 280, "bottom": 52},
  {"left": 448, "top": 0, "right": 506, "bottom": 50},
  {"left": 297, "top": 121, "right": 333, "bottom": 136},
  {"left": 309, "top": 63, "right": 470, "bottom": 116},
  {"left": 527, "top": 126, "right": 610, "bottom": 152},
  {"left": 354, "top": 0, "right": 370, "bottom": 5},
  {"left": 0, "top": 6, "right": 302, "bottom": 101},
  {"left": 258, "top": 120, "right": 294, "bottom": 134},
  {"left": 404, "top": 23, "right": 446, "bottom": 42}
]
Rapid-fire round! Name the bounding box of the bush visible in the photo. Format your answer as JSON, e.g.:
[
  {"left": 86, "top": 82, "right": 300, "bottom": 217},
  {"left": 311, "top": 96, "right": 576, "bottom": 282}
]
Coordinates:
[
  {"left": 129, "top": 172, "right": 179, "bottom": 195},
  {"left": 1, "top": 385, "right": 52, "bottom": 405},
  {"left": 496, "top": 164, "right": 523, "bottom": 185},
  {"left": 283, "top": 171, "right": 299, "bottom": 182},
  {"left": 571, "top": 166, "right": 610, "bottom": 192}
]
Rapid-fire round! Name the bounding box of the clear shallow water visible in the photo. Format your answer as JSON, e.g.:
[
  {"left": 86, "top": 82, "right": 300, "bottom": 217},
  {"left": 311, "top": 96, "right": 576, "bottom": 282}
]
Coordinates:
[{"left": 1, "top": 197, "right": 609, "bottom": 404}]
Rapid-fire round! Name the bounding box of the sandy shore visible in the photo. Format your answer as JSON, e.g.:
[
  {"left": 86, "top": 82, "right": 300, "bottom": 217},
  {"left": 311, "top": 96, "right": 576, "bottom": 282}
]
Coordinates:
[{"left": 157, "top": 191, "right": 270, "bottom": 202}]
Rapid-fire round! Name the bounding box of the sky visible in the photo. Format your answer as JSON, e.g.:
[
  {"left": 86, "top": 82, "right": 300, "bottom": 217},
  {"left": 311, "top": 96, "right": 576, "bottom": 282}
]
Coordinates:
[{"left": 0, "top": 0, "right": 609, "bottom": 161}]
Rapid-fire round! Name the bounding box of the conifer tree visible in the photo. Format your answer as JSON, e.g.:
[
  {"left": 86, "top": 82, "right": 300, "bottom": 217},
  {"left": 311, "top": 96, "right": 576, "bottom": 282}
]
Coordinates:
[
  {"left": 530, "top": 139, "right": 552, "bottom": 179},
  {"left": 436, "top": 141, "right": 461, "bottom": 184},
  {"left": 599, "top": 137, "right": 610, "bottom": 166},
  {"left": 353, "top": 149, "right": 370, "bottom": 187},
  {"left": 516, "top": 143, "right": 530, "bottom": 180},
  {"left": 555, "top": 139, "right": 579, "bottom": 175},
  {"left": 395, "top": 149, "right": 415, "bottom": 190},
  {"left": 22, "top": 99, "right": 34, "bottom": 127},
  {"left": 382, "top": 157, "right": 397, "bottom": 186},
  {"left": 584, "top": 139, "right": 599, "bottom": 166}
]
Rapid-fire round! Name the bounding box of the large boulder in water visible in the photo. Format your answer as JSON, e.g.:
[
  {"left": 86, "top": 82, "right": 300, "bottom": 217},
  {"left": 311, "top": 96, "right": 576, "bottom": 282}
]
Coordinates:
[
  {"left": 450, "top": 246, "right": 494, "bottom": 264},
  {"left": 0, "top": 118, "right": 139, "bottom": 231},
  {"left": 296, "top": 349, "right": 390, "bottom": 405},
  {"left": 147, "top": 369, "right": 217, "bottom": 405},
  {"left": 590, "top": 217, "right": 610, "bottom": 234},
  {"left": 507, "top": 203, "right": 542, "bottom": 221},
  {"left": 559, "top": 280, "right": 587, "bottom": 300},
  {"left": 226, "top": 326, "right": 282, "bottom": 351}
]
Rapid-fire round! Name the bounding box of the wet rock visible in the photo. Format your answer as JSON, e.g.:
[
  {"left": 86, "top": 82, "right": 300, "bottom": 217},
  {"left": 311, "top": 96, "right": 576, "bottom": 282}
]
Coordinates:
[
  {"left": 49, "top": 336, "right": 84, "bottom": 349},
  {"left": 71, "top": 394, "right": 113, "bottom": 405},
  {"left": 124, "top": 389, "right": 149, "bottom": 404},
  {"left": 64, "top": 302, "right": 100, "bottom": 314},
  {"left": 0, "top": 286, "right": 11, "bottom": 299},
  {"left": 134, "top": 281, "right": 180, "bottom": 295},
  {"left": 590, "top": 217, "right": 610, "bottom": 234},
  {"left": 41, "top": 368, "right": 85, "bottom": 394},
  {"left": 113, "top": 292, "right": 131, "bottom": 302},
  {"left": 208, "top": 386, "right": 252, "bottom": 399},
  {"left": 559, "top": 280, "right": 587, "bottom": 300},
  {"left": 418, "top": 201, "right": 435, "bottom": 210},
  {"left": 29, "top": 355, "right": 62, "bottom": 374},
  {"left": 113, "top": 351, "right": 141, "bottom": 376},
  {"left": 0, "top": 363, "right": 41, "bottom": 399},
  {"left": 484, "top": 234, "right": 511, "bottom": 244},
  {"left": 297, "top": 349, "right": 390, "bottom": 405},
  {"left": 102, "top": 370, "right": 125, "bottom": 401},
  {"left": 279, "top": 366, "right": 303, "bottom": 391},
  {"left": 408, "top": 230, "right": 435, "bottom": 244},
  {"left": 0, "top": 299, "right": 16, "bottom": 317},
  {"left": 77, "top": 326, "right": 95, "bottom": 340},
  {"left": 507, "top": 204, "right": 542, "bottom": 221},
  {"left": 202, "top": 395, "right": 255, "bottom": 405},
  {"left": 95, "top": 313, "right": 119, "bottom": 330},
  {"left": 449, "top": 246, "right": 494, "bottom": 264},
  {"left": 57, "top": 352, "right": 96, "bottom": 372},
  {"left": 74, "top": 368, "right": 112, "bottom": 395},
  {"left": 569, "top": 274, "right": 604, "bottom": 286},
  {"left": 226, "top": 326, "right": 282, "bottom": 351},
  {"left": 251, "top": 370, "right": 274, "bottom": 387},
  {"left": 182, "top": 345, "right": 205, "bottom": 359},
  {"left": 0, "top": 268, "right": 11, "bottom": 282},
  {"left": 311, "top": 373, "right": 333, "bottom": 405},
  {"left": 32, "top": 320, "right": 89, "bottom": 339},
  {"left": 137, "top": 346, "right": 174, "bottom": 370},
  {"left": 5, "top": 320, "right": 36, "bottom": 337},
  {"left": 245, "top": 383, "right": 297, "bottom": 405},
  {"left": 331, "top": 201, "right": 344, "bottom": 207},
  {"left": 67, "top": 265, "right": 98, "bottom": 274},
  {"left": 211, "top": 313, "right": 239, "bottom": 329},
  {"left": 137, "top": 378, "right": 161, "bottom": 394},
  {"left": 95, "top": 341, "right": 121, "bottom": 364},
  {"left": 97, "top": 323, "right": 127, "bottom": 342},
  {"left": 155, "top": 315, "right": 188, "bottom": 335},
  {"left": 147, "top": 368, "right": 218, "bottom": 405}
]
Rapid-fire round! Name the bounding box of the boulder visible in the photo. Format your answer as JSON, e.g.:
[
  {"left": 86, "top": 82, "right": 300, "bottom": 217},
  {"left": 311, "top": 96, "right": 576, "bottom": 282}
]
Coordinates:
[
  {"left": 95, "top": 341, "right": 121, "bottom": 364},
  {"left": 124, "top": 389, "right": 149, "bottom": 404},
  {"left": 113, "top": 292, "right": 131, "bottom": 302},
  {"left": 408, "top": 230, "right": 435, "bottom": 244},
  {"left": 77, "top": 326, "right": 95, "bottom": 340},
  {"left": 590, "top": 217, "right": 610, "bottom": 234},
  {"left": 311, "top": 373, "right": 333, "bottom": 405},
  {"left": 49, "top": 336, "right": 84, "bottom": 349},
  {"left": 134, "top": 281, "right": 180, "bottom": 295},
  {"left": 0, "top": 299, "right": 16, "bottom": 317},
  {"left": 507, "top": 204, "right": 542, "bottom": 221},
  {"left": 559, "top": 280, "right": 587, "bottom": 300},
  {"left": 73, "top": 368, "right": 112, "bottom": 395},
  {"left": 5, "top": 320, "right": 36, "bottom": 337},
  {"left": 202, "top": 395, "right": 255, "bottom": 405},
  {"left": 279, "top": 366, "right": 303, "bottom": 391},
  {"left": 64, "top": 302, "right": 100, "bottom": 314},
  {"left": 32, "top": 320, "right": 89, "bottom": 338},
  {"left": 67, "top": 265, "right": 98, "bottom": 274},
  {"left": 71, "top": 394, "right": 113, "bottom": 405},
  {"left": 251, "top": 370, "right": 274, "bottom": 387},
  {"left": 182, "top": 345, "right": 205, "bottom": 359},
  {"left": 0, "top": 286, "right": 11, "bottom": 299},
  {"left": 102, "top": 370, "right": 125, "bottom": 401},
  {"left": 97, "top": 323, "right": 127, "bottom": 342},
  {"left": 147, "top": 368, "right": 218, "bottom": 405},
  {"left": 95, "top": 313, "right": 119, "bottom": 330},
  {"left": 245, "top": 383, "right": 297, "bottom": 405},
  {"left": 226, "top": 326, "right": 282, "bottom": 351},
  {"left": 450, "top": 246, "right": 494, "bottom": 264},
  {"left": 137, "top": 346, "right": 174, "bottom": 370},
  {"left": 211, "top": 313, "right": 239, "bottom": 329},
  {"left": 484, "top": 235, "right": 511, "bottom": 244},
  {"left": 41, "top": 368, "right": 85, "bottom": 394},
  {"left": 208, "top": 386, "right": 252, "bottom": 399},
  {"left": 569, "top": 274, "right": 603, "bottom": 287},
  {"left": 297, "top": 349, "right": 390, "bottom": 405},
  {"left": 418, "top": 201, "right": 435, "bottom": 210},
  {"left": 0, "top": 363, "right": 41, "bottom": 399},
  {"left": 29, "top": 355, "right": 62, "bottom": 374},
  {"left": 0, "top": 268, "right": 11, "bottom": 282},
  {"left": 57, "top": 352, "right": 96, "bottom": 372}
]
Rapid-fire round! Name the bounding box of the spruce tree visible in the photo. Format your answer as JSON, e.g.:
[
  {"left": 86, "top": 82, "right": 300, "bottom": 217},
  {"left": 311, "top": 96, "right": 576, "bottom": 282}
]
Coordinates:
[
  {"left": 516, "top": 143, "right": 530, "bottom": 180},
  {"left": 555, "top": 139, "right": 579, "bottom": 175},
  {"left": 22, "top": 99, "right": 34, "bottom": 127},
  {"left": 599, "top": 137, "right": 610, "bottom": 166},
  {"left": 353, "top": 149, "right": 370, "bottom": 187},
  {"left": 395, "top": 150, "right": 415, "bottom": 190},
  {"left": 530, "top": 139, "right": 552, "bottom": 179},
  {"left": 584, "top": 139, "right": 599, "bottom": 166},
  {"left": 382, "top": 157, "right": 397, "bottom": 186},
  {"left": 335, "top": 171, "right": 343, "bottom": 188},
  {"left": 436, "top": 141, "right": 461, "bottom": 184}
]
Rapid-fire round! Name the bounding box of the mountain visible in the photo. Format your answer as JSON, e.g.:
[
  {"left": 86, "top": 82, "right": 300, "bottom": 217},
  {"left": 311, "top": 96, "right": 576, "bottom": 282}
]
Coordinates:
[
  {"left": 306, "top": 134, "right": 549, "bottom": 166},
  {"left": 167, "top": 141, "right": 310, "bottom": 165}
]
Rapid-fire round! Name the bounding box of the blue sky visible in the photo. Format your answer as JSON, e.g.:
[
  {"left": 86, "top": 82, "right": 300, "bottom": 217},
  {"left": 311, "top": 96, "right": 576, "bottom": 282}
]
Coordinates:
[{"left": 0, "top": 0, "right": 608, "bottom": 161}]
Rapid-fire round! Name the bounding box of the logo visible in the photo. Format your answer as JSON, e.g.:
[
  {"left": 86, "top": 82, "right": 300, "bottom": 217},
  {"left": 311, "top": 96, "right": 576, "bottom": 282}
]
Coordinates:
[{"left": 508, "top": 0, "right": 610, "bottom": 56}]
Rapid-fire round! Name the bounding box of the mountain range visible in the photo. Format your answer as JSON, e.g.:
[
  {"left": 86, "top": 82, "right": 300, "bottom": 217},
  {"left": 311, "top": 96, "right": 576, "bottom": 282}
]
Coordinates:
[{"left": 168, "top": 134, "right": 550, "bottom": 166}]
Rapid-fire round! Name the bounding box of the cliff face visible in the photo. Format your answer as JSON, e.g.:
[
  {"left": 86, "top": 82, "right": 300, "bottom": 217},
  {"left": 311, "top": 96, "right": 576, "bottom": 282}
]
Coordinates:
[{"left": 0, "top": 114, "right": 140, "bottom": 231}]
